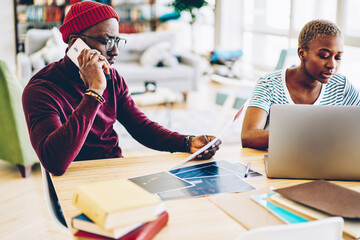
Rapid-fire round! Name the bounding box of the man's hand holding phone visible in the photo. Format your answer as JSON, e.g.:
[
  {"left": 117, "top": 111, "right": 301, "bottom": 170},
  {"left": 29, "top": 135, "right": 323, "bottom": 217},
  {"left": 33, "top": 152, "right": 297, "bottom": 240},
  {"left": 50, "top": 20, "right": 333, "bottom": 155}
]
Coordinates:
[
  {"left": 78, "top": 49, "right": 109, "bottom": 95},
  {"left": 67, "top": 38, "right": 111, "bottom": 95}
]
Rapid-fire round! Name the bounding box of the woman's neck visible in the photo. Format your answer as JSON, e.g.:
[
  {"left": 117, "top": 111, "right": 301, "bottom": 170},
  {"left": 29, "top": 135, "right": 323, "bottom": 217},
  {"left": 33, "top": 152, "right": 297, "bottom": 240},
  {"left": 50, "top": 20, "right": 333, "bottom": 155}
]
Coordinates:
[
  {"left": 285, "top": 67, "right": 323, "bottom": 104},
  {"left": 289, "top": 66, "right": 321, "bottom": 89}
]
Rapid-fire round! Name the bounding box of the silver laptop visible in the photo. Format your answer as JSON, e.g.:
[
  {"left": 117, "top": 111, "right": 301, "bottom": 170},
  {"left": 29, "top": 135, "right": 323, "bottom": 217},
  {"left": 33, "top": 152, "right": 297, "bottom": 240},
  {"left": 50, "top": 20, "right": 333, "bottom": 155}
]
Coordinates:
[{"left": 266, "top": 104, "right": 360, "bottom": 180}]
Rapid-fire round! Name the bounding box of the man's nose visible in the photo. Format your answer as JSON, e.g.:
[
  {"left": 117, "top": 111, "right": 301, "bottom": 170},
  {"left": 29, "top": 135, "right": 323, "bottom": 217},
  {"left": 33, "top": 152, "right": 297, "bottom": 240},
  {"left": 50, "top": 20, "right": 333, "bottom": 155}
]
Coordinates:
[{"left": 108, "top": 44, "right": 119, "bottom": 56}]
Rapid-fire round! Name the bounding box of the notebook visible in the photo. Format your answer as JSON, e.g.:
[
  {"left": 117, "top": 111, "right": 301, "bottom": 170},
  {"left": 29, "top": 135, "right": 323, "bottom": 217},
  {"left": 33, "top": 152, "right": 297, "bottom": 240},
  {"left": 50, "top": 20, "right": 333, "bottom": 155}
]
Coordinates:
[{"left": 266, "top": 104, "right": 360, "bottom": 180}]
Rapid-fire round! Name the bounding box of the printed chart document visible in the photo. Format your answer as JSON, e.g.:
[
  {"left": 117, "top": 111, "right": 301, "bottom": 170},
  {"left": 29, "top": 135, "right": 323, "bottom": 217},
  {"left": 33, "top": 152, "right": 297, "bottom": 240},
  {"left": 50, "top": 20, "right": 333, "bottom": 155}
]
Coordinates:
[
  {"left": 131, "top": 161, "right": 261, "bottom": 201},
  {"left": 129, "top": 171, "right": 193, "bottom": 193},
  {"left": 158, "top": 174, "right": 254, "bottom": 200}
]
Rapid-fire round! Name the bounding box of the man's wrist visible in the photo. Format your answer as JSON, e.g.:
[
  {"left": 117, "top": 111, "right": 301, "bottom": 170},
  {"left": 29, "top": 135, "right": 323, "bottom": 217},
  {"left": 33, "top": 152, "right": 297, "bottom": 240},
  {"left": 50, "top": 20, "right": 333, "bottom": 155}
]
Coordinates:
[
  {"left": 85, "top": 89, "right": 105, "bottom": 103},
  {"left": 184, "top": 135, "right": 195, "bottom": 153},
  {"left": 87, "top": 86, "right": 105, "bottom": 96}
]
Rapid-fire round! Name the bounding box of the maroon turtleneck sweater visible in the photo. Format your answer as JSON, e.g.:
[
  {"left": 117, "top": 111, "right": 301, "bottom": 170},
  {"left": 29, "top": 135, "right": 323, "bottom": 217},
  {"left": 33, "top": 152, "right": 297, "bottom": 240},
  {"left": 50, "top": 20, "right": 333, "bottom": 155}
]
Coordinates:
[{"left": 22, "top": 56, "right": 186, "bottom": 175}]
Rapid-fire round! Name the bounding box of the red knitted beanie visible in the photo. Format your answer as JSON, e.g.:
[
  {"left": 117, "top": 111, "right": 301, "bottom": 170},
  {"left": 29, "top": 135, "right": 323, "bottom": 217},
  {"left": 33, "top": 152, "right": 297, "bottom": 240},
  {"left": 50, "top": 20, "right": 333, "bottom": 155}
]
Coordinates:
[{"left": 59, "top": 1, "right": 119, "bottom": 43}]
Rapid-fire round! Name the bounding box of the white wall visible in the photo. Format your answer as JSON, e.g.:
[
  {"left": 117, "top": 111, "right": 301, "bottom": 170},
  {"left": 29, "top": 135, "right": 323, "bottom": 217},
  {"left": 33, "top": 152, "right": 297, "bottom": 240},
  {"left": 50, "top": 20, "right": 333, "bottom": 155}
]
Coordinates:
[{"left": 0, "top": 0, "right": 16, "bottom": 71}]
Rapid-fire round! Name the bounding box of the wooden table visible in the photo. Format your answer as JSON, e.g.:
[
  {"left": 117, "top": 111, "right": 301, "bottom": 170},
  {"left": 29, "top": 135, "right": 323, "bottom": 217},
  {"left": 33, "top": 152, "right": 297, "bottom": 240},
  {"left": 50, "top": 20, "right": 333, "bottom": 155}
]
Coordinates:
[{"left": 51, "top": 145, "right": 360, "bottom": 239}]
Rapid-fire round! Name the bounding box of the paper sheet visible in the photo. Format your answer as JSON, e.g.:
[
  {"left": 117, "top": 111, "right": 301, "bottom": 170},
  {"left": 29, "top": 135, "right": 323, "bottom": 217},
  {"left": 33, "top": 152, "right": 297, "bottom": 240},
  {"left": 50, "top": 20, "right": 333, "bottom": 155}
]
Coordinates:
[
  {"left": 171, "top": 103, "right": 246, "bottom": 169},
  {"left": 209, "top": 189, "right": 284, "bottom": 229}
]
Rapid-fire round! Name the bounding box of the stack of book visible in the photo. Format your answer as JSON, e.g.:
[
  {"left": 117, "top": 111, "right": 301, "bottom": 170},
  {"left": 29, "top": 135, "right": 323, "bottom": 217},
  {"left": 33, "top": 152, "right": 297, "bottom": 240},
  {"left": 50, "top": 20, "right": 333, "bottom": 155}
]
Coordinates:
[{"left": 72, "top": 179, "right": 168, "bottom": 240}]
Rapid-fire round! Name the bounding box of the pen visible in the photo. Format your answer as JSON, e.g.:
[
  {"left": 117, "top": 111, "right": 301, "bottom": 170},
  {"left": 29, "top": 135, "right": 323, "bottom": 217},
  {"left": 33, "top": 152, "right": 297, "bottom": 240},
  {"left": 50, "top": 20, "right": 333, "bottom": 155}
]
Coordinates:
[{"left": 244, "top": 161, "right": 251, "bottom": 178}]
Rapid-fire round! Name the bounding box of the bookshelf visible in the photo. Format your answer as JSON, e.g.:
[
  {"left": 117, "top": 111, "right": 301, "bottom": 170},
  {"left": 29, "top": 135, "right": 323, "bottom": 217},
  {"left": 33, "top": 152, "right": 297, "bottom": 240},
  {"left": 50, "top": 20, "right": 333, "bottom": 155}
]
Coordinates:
[
  {"left": 14, "top": 0, "right": 69, "bottom": 53},
  {"left": 111, "top": 0, "right": 157, "bottom": 33},
  {"left": 14, "top": 0, "right": 157, "bottom": 53}
]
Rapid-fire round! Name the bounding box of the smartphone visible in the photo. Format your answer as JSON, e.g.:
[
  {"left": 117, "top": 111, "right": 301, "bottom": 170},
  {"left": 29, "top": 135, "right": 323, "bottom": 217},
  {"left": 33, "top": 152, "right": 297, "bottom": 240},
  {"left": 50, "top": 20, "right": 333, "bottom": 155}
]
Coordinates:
[
  {"left": 67, "top": 38, "right": 90, "bottom": 68},
  {"left": 67, "top": 38, "right": 110, "bottom": 75}
]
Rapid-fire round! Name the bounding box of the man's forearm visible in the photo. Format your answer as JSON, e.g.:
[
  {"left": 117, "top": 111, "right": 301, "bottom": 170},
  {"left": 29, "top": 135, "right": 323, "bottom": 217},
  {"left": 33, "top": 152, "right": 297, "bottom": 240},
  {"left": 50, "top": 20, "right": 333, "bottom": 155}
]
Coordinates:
[{"left": 31, "top": 96, "right": 101, "bottom": 175}]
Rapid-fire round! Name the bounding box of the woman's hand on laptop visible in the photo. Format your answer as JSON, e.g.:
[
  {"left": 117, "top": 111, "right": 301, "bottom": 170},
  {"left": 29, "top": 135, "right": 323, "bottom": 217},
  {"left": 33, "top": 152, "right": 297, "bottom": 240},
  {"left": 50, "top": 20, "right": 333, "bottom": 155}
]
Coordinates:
[{"left": 190, "top": 135, "right": 221, "bottom": 160}]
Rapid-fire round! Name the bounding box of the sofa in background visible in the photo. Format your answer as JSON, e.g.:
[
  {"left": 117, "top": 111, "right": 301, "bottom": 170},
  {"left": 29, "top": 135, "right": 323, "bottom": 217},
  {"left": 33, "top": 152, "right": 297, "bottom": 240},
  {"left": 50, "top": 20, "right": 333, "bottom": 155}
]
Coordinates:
[
  {"left": 17, "top": 28, "right": 202, "bottom": 94},
  {"left": 16, "top": 27, "right": 67, "bottom": 84},
  {"left": 113, "top": 31, "right": 202, "bottom": 93}
]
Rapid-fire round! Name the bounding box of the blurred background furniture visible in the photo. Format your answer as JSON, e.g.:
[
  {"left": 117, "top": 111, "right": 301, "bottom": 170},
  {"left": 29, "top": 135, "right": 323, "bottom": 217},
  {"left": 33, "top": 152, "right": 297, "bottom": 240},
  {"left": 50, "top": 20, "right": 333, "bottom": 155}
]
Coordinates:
[
  {"left": 129, "top": 85, "right": 184, "bottom": 107},
  {"left": 274, "top": 48, "right": 298, "bottom": 71},
  {"left": 213, "top": 48, "right": 298, "bottom": 110},
  {"left": 17, "top": 29, "right": 202, "bottom": 95},
  {"left": 113, "top": 31, "right": 202, "bottom": 93},
  {"left": 16, "top": 27, "right": 67, "bottom": 83},
  {"left": 0, "top": 59, "right": 38, "bottom": 177}
]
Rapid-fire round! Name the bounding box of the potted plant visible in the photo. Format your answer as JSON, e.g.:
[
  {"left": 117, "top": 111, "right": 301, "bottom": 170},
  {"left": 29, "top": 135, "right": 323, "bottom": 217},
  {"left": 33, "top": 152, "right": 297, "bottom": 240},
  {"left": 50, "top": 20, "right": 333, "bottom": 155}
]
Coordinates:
[
  {"left": 169, "top": 0, "right": 209, "bottom": 52},
  {"left": 169, "top": 0, "right": 209, "bottom": 25}
]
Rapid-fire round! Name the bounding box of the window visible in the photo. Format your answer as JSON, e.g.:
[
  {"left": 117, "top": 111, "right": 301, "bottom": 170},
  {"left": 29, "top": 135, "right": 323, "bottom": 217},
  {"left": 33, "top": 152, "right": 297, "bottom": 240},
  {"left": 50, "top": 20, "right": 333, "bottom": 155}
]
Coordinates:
[
  {"left": 216, "top": 0, "right": 360, "bottom": 87},
  {"left": 244, "top": 0, "right": 290, "bottom": 33},
  {"left": 344, "top": 0, "right": 360, "bottom": 38},
  {"left": 292, "top": 0, "right": 337, "bottom": 32},
  {"left": 243, "top": 0, "right": 291, "bottom": 70},
  {"left": 157, "top": 0, "right": 215, "bottom": 54}
]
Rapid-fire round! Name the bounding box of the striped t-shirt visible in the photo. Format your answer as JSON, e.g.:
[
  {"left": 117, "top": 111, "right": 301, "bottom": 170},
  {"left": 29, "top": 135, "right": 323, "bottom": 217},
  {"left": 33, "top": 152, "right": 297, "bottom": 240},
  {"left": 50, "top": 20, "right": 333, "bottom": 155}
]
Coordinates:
[{"left": 249, "top": 68, "right": 360, "bottom": 127}]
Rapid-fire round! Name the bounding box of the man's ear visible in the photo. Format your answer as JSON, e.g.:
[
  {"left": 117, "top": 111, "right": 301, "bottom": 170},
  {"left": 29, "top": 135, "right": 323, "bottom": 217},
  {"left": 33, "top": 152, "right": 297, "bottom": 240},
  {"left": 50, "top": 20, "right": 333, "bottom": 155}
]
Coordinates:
[
  {"left": 68, "top": 35, "right": 78, "bottom": 48},
  {"left": 298, "top": 47, "right": 306, "bottom": 61}
]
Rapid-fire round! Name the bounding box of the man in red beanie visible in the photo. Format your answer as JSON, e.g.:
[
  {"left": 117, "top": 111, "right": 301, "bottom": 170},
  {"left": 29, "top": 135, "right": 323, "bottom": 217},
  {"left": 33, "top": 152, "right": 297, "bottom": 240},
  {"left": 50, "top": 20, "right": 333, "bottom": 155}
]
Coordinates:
[{"left": 22, "top": 1, "right": 221, "bottom": 176}]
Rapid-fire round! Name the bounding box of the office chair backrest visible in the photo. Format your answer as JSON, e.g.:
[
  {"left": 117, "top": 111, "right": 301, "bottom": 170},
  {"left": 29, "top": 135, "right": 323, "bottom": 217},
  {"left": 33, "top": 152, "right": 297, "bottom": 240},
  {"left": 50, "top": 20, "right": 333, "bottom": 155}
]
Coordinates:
[
  {"left": 235, "top": 217, "right": 344, "bottom": 240},
  {"left": 274, "top": 48, "right": 298, "bottom": 71},
  {"left": 40, "top": 165, "right": 71, "bottom": 234}
]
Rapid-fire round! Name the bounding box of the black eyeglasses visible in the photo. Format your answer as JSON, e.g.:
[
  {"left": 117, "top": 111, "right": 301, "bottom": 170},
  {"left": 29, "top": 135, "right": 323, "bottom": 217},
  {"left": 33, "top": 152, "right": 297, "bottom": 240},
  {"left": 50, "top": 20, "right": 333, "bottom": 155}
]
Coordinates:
[{"left": 76, "top": 33, "right": 127, "bottom": 52}]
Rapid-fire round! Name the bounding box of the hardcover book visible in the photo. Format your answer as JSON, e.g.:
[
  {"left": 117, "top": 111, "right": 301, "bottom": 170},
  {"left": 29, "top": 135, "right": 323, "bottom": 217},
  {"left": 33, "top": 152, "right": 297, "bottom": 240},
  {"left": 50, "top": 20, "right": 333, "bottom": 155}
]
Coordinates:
[
  {"left": 72, "top": 179, "right": 164, "bottom": 230},
  {"left": 72, "top": 213, "right": 144, "bottom": 239},
  {"left": 74, "top": 211, "right": 169, "bottom": 240}
]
